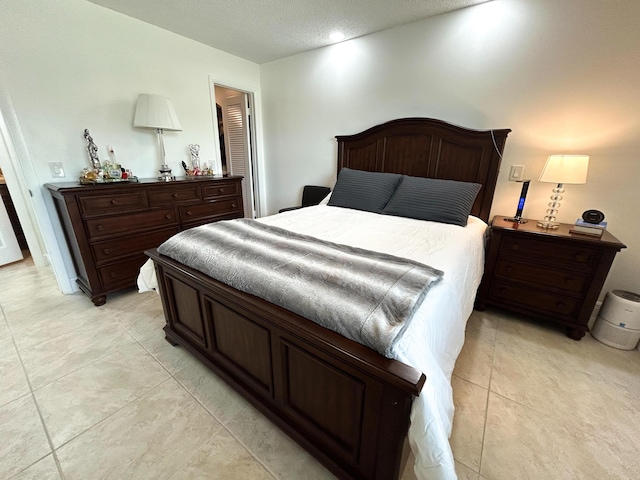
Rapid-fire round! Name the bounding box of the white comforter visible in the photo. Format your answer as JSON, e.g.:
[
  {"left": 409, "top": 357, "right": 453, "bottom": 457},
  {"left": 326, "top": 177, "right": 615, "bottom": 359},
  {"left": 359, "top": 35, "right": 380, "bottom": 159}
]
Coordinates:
[
  {"left": 258, "top": 205, "right": 486, "bottom": 480},
  {"left": 139, "top": 204, "right": 486, "bottom": 479}
]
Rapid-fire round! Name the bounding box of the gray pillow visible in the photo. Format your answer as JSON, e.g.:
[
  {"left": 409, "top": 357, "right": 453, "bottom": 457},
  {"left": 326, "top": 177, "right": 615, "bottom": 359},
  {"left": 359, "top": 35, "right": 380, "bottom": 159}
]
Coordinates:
[
  {"left": 382, "top": 176, "right": 481, "bottom": 226},
  {"left": 328, "top": 168, "right": 403, "bottom": 214}
]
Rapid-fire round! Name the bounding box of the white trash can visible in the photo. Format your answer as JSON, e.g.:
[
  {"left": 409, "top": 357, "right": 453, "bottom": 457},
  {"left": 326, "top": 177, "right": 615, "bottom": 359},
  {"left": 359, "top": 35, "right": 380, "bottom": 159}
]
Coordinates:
[{"left": 591, "top": 290, "right": 640, "bottom": 350}]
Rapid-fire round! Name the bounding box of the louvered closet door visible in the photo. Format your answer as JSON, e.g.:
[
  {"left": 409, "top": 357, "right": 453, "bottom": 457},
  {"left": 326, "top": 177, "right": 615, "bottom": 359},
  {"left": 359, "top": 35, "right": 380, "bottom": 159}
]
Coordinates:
[{"left": 220, "top": 94, "right": 254, "bottom": 218}]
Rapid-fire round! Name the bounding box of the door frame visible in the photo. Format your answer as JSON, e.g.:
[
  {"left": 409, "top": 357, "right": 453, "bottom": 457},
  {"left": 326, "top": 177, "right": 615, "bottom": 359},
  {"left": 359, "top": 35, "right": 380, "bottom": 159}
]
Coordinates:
[
  {"left": 0, "top": 88, "right": 74, "bottom": 293},
  {"left": 208, "top": 77, "right": 264, "bottom": 218}
]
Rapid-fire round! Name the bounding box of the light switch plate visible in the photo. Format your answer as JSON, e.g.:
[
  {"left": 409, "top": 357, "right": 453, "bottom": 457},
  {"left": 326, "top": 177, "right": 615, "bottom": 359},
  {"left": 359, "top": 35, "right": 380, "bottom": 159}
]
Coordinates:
[
  {"left": 509, "top": 165, "right": 524, "bottom": 181},
  {"left": 49, "top": 162, "right": 65, "bottom": 178}
]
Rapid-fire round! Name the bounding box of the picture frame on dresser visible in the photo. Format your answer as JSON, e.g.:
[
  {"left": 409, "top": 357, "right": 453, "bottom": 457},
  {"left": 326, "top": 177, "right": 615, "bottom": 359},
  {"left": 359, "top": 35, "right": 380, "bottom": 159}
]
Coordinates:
[
  {"left": 477, "top": 215, "right": 626, "bottom": 339},
  {"left": 45, "top": 176, "right": 244, "bottom": 306}
]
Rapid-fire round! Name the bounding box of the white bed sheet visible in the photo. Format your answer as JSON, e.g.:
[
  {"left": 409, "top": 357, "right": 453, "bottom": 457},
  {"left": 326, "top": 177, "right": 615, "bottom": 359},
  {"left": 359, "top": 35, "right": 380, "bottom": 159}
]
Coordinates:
[{"left": 259, "top": 205, "right": 487, "bottom": 480}]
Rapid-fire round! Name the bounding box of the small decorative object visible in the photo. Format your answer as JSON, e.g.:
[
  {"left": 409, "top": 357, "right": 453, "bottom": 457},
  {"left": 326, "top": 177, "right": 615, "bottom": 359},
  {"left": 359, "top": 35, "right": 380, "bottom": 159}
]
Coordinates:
[
  {"left": 504, "top": 180, "right": 530, "bottom": 224},
  {"left": 582, "top": 209, "right": 605, "bottom": 224},
  {"left": 537, "top": 154, "right": 589, "bottom": 229},
  {"left": 84, "top": 129, "right": 101, "bottom": 171},
  {"left": 78, "top": 136, "right": 137, "bottom": 184},
  {"left": 189, "top": 144, "right": 200, "bottom": 170}
]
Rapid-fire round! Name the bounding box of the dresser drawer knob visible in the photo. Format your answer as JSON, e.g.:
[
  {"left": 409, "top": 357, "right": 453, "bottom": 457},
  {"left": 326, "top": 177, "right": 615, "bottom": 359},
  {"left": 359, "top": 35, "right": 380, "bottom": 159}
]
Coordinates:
[
  {"left": 110, "top": 199, "right": 119, "bottom": 206},
  {"left": 232, "top": 203, "right": 237, "bottom": 208},
  {"left": 219, "top": 188, "right": 225, "bottom": 193},
  {"left": 103, "top": 248, "right": 113, "bottom": 255},
  {"left": 165, "top": 214, "right": 172, "bottom": 220},
  {"left": 556, "top": 301, "right": 566, "bottom": 308},
  {"left": 575, "top": 254, "right": 586, "bottom": 262},
  {"left": 186, "top": 211, "right": 193, "bottom": 216},
  {"left": 109, "top": 272, "right": 117, "bottom": 278},
  {"left": 499, "top": 287, "right": 507, "bottom": 294},
  {"left": 505, "top": 266, "right": 514, "bottom": 274},
  {"left": 97, "top": 225, "right": 104, "bottom": 231},
  {"left": 511, "top": 244, "right": 520, "bottom": 251},
  {"left": 172, "top": 193, "right": 179, "bottom": 198}
]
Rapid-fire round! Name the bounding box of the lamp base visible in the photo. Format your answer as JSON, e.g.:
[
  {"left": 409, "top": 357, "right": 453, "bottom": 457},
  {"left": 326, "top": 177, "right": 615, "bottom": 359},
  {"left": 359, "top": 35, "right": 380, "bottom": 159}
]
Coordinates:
[
  {"left": 158, "top": 164, "right": 175, "bottom": 182},
  {"left": 537, "top": 220, "right": 559, "bottom": 229},
  {"left": 504, "top": 217, "right": 528, "bottom": 224}
]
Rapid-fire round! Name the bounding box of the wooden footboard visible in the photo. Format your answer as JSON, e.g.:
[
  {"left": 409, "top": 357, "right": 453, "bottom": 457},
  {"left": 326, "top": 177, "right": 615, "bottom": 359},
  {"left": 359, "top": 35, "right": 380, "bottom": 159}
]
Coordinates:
[{"left": 146, "top": 249, "right": 425, "bottom": 480}]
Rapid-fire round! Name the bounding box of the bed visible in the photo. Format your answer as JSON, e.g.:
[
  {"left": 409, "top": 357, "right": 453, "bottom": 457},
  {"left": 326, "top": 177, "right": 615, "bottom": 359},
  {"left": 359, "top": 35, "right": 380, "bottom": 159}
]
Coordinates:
[{"left": 145, "top": 118, "right": 510, "bottom": 480}]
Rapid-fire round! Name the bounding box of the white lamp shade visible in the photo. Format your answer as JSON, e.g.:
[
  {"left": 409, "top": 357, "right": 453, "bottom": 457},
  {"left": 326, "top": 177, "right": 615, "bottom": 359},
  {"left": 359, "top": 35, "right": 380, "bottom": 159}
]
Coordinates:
[
  {"left": 538, "top": 154, "right": 589, "bottom": 184},
  {"left": 133, "top": 94, "right": 182, "bottom": 131}
]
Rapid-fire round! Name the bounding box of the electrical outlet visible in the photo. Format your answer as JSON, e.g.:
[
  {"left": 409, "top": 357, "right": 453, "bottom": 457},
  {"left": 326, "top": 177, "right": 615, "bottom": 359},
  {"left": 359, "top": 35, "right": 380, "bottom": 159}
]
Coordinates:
[
  {"left": 49, "top": 162, "right": 65, "bottom": 178},
  {"left": 509, "top": 165, "right": 524, "bottom": 181}
]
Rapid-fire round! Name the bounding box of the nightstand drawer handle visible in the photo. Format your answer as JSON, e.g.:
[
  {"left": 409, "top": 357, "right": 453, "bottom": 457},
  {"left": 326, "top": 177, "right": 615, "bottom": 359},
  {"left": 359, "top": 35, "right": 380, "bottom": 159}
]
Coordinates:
[
  {"left": 165, "top": 214, "right": 172, "bottom": 220},
  {"left": 575, "top": 254, "right": 587, "bottom": 262},
  {"left": 103, "top": 248, "right": 114, "bottom": 255},
  {"left": 109, "top": 272, "right": 117, "bottom": 278},
  {"left": 186, "top": 210, "right": 193, "bottom": 216},
  {"left": 172, "top": 193, "right": 179, "bottom": 198},
  {"left": 97, "top": 225, "right": 104, "bottom": 231},
  {"left": 232, "top": 203, "right": 237, "bottom": 208},
  {"left": 499, "top": 287, "right": 507, "bottom": 294},
  {"left": 110, "top": 199, "right": 119, "bottom": 206},
  {"left": 219, "top": 187, "right": 226, "bottom": 193},
  {"left": 556, "top": 301, "right": 566, "bottom": 308},
  {"left": 505, "top": 266, "right": 514, "bottom": 274},
  {"left": 511, "top": 244, "right": 520, "bottom": 251}
]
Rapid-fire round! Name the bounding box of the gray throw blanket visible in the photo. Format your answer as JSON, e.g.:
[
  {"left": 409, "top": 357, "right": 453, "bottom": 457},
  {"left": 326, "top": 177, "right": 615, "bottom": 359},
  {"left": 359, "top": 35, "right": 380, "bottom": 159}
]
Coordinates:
[{"left": 157, "top": 219, "right": 443, "bottom": 357}]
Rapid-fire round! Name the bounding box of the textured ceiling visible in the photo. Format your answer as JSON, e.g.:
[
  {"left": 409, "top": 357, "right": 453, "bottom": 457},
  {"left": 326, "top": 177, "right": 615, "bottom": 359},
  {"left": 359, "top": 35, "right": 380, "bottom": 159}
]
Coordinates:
[{"left": 88, "top": 0, "right": 488, "bottom": 64}]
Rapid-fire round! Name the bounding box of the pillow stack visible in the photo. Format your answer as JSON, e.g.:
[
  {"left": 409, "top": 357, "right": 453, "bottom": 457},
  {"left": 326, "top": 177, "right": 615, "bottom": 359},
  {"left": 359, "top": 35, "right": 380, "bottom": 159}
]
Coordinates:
[{"left": 328, "top": 168, "right": 481, "bottom": 227}]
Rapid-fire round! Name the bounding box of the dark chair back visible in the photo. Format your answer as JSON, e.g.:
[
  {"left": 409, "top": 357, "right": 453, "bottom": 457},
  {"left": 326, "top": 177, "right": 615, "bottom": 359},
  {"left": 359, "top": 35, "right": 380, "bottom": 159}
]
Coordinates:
[{"left": 301, "top": 186, "right": 331, "bottom": 207}]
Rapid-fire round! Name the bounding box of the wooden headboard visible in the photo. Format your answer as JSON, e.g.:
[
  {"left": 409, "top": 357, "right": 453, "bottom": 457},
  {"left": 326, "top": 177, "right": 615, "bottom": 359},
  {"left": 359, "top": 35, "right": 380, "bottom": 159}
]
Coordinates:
[{"left": 336, "top": 118, "right": 511, "bottom": 222}]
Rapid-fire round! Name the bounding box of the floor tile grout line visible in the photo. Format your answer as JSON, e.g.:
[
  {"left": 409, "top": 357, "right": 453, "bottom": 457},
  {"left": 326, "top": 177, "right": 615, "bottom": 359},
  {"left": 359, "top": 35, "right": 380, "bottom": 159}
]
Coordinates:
[
  {"left": 50, "top": 375, "right": 174, "bottom": 452},
  {"left": 170, "top": 364, "right": 280, "bottom": 480},
  {"left": 0, "top": 303, "right": 68, "bottom": 480}
]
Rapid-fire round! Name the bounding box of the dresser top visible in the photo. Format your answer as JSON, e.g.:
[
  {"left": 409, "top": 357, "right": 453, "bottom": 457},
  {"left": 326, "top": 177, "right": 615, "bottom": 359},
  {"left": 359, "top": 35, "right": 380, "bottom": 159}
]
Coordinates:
[
  {"left": 490, "top": 215, "right": 626, "bottom": 250},
  {"left": 45, "top": 175, "right": 242, "bottom": 192}
]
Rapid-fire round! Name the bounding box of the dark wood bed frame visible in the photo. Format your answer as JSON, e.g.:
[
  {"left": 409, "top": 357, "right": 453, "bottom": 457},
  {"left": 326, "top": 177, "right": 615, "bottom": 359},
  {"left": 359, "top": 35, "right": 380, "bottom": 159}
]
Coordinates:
[{"left": 147, "top": 118, "right": 510, "bottom": 479}]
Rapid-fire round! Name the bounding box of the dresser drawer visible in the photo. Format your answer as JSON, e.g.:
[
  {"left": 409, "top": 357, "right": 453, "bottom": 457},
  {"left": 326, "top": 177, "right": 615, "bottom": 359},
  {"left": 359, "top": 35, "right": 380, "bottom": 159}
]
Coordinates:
[
  {"left": 489, "top": 280, "right": 580, "bottom": 320},
  {"left": 79, "top": 191, "right": 146, "bottom": 217},
  {"left": 495, "top": 258, "right": 589, "bottom": 294},
  {"left": 91, "top": 227, "right": 179, "bottom": 263},
  {"left": 147, "top": 186, "right": 200, "bottom": 206},
  {"left": 203, "top": 181, "right": 241, "bottom": 199},
  {"left": 85, "top": 208, "right": 177, "bottom": 239},
  {"left": 179, "top": 198, "right": 242, "bottom": 224},
  {"left": 500, "top": 236, "right": 600, "bottom": 272},
  {"left": 98, "top": 255, "right": 148, "bottom": 289}
]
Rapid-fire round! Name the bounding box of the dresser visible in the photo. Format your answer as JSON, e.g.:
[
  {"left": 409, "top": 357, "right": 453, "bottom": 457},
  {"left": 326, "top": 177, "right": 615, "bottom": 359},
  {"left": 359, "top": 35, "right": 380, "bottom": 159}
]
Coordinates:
[
  {"left": 477, "top": 216, "right": 626, "bottom": 339},
  {"left": 46, "top": 177, "right": 244, "bottom": 306}
]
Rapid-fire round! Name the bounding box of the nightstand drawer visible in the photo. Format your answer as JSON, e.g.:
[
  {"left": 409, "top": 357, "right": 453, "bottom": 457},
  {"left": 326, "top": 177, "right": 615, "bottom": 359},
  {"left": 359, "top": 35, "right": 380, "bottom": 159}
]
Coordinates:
[
  {"left": 147, "top": 186, "right": 200, "bottom": 206},
  {"left": 179, "top": 198, "right": 242, "bottom": 224},
  {"left": 85, "top": 208, "right": 178, "bottom": 239},
  {"left": 489, "top": 280, "right": 580, "bottom": 319},
  {"left": 79, "top": 191, "right": 146, "bottom": 216},
  {"left": 495, "top": 259, "right": 589, "bottom": 294},
  {"left": 500, "top": 236, "right": 600, "bottom": 272}
]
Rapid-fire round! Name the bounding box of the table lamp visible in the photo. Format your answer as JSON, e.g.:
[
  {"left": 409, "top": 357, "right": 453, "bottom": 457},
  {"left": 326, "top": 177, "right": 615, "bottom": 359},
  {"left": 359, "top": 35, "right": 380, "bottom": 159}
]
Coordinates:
[
  {"left": 133, "top": 94, "right": 182, "bottom": 181},
  {"left": 537, "top": 154, "right": 589, "bottom": 228}
]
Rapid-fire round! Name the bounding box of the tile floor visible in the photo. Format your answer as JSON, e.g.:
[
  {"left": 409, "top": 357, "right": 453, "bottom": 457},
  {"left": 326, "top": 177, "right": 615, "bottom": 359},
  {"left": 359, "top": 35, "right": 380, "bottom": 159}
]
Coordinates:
[{"left": 1, "top": 256, "right": 639, "bottom": 480}]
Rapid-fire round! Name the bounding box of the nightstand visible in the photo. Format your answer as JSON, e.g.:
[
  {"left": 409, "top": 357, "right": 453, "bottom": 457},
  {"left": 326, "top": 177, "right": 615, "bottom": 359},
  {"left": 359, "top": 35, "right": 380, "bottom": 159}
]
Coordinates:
[{"left": 477, "top": 215, "right": 626, "bottom": 340}]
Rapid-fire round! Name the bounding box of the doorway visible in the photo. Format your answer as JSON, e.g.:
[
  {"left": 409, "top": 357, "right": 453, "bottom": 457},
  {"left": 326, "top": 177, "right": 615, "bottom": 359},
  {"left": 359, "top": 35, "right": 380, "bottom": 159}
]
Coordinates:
[
  {"left": 213, "top": 85, "right": 260, "bottom": 219},
  {"left": 0, "top": 167, "right": 26, "bottom": 266}
]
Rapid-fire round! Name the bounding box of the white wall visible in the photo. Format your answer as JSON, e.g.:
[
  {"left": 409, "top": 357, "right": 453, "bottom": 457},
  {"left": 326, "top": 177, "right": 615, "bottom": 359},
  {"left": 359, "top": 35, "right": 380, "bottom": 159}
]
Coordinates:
[
  {"left": 0, "top": 0, "right": 262, "bottom": 292},
  {"left": 260, "top": 0, "right": 640, "bottom": 296}
]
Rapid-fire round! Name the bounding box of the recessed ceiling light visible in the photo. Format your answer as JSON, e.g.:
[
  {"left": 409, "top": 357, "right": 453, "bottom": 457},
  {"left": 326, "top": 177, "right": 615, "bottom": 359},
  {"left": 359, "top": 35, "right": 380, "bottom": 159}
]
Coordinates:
[{"left": 329, "top": 32, "right": 345, "bottom": 42}]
